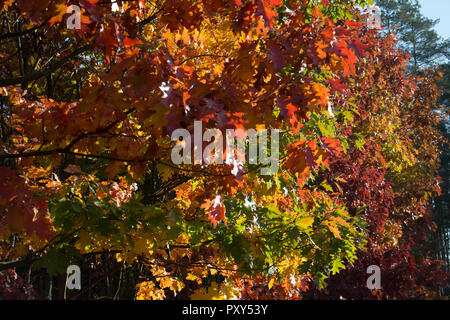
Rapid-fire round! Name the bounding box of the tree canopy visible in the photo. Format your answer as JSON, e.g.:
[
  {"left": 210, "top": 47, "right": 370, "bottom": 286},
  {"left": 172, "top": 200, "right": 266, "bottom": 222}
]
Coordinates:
[{"left": 0, "top": 0, "right": 448, "bottom": 299}]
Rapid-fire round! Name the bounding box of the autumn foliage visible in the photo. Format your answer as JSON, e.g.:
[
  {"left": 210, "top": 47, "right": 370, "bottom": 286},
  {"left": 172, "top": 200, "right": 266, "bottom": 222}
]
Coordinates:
[{"left": 0, "top": 0, "right": 447, "bottom": 299}]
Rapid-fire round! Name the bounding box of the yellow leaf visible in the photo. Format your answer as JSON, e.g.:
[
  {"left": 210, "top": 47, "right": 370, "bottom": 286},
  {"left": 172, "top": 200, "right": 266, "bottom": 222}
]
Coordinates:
[
  {"left": 297, "top": 217, "right": 314, "bottom": 229},
  {"left": 324, "top": 221, "right": 341, "bottom": 239},
  {"left": 186, "top": 273, "right": 202, "bottom": 284},
  {"left": 268, "top": 277, "right": 275, "bottom": 289}
]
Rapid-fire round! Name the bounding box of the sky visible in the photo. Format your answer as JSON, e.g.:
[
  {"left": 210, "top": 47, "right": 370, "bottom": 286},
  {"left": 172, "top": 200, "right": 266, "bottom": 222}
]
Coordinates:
[{"left": 417, "top": 0, "right": 450, "bottom": 39}]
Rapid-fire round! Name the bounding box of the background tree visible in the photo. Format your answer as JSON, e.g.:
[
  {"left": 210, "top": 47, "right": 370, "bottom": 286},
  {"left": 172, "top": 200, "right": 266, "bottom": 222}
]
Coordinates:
[
  {"left": 433, "top": 64, "right": 450, "bottom": 295},
  {"left": 376, "top": 0, "right": 450, "bottom": 295},
  {"left": 376, "top": 0, "right": 450, "bottom": 72}
]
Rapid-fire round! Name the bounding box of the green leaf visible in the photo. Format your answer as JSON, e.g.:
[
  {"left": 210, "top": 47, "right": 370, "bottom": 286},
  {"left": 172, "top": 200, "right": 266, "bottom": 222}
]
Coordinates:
[{"left": 33, "top": 250, "right": 67, "bottom": 276}]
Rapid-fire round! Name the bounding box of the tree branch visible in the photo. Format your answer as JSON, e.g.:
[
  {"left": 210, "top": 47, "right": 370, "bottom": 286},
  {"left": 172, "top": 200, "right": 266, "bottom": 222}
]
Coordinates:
[
  {"left": 0, "top": 45, "right": 90, "bottom": 87},
  {"left": 0, "top": 18, "right": 50, "bottom": 41},
  {"left": 0, "top": 108, "right": 135, "bottom": 160}
]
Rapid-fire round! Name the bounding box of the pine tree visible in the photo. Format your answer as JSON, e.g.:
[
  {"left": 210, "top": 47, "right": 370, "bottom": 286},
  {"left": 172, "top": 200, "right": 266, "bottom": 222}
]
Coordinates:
[{"left": 376, "top": 0, "right": 450, "bottom": 72}]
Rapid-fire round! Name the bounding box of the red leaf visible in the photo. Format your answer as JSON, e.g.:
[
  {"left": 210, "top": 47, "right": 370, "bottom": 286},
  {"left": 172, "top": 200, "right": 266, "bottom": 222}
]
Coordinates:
[
  {"left": 322, "top": 137, "right": 343, "bottom": 156},
  {"left": 201, "top": 196, "right": 227, "bottom": 227},
  {"left": 328, "top": 79, "right": 347, "bottom": 93},
  {"left": 256, "top": 0, "right": 282, "bottom": 29},
  {"left": 123, "top": 37, "right": 143, "bottom": 48},
  {"left": 268, "top": 41, "right": 285, "bottom": 71}
]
